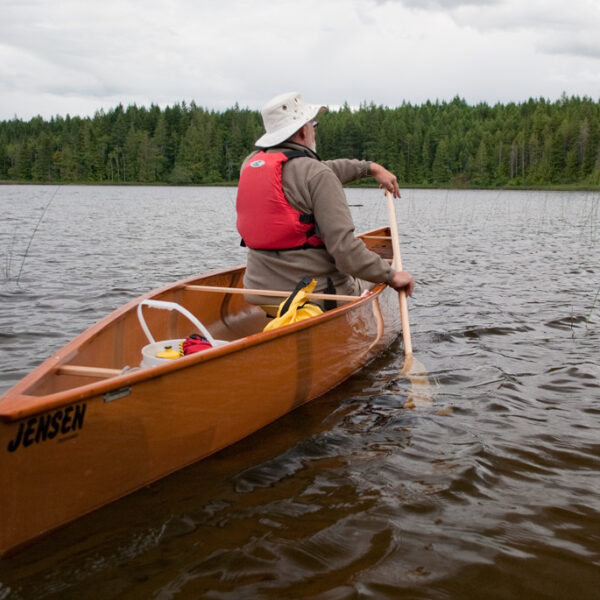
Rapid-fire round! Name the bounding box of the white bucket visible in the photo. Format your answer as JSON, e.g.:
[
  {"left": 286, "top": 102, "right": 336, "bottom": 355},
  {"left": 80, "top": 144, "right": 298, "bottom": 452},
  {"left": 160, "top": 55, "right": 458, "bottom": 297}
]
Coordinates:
[
  {"left": 140, "top": 339, "right": 184, "bottom": 368},
  {"left": 140, "top": 338, "right": 228, "bottom": 368}
]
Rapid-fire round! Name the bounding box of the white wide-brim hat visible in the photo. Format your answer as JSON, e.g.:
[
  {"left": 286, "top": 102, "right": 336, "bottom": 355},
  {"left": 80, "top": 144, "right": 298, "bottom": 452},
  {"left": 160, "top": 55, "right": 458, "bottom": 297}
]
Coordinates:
[{"left": 255, "top": 91, "right": 326, "bottom": 148}]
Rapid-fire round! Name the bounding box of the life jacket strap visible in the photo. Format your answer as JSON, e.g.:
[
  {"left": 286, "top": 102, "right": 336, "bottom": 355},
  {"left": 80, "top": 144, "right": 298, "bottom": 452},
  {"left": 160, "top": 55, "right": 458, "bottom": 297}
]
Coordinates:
[{"left": 324, "top": 277, "right": 337, "bottom": 311}]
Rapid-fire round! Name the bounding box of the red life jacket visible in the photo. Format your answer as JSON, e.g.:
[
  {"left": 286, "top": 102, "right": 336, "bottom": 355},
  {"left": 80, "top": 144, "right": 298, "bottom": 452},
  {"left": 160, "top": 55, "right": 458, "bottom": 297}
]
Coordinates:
[{"left": 236, "top": 150, "right": 325, "bottom": 250}]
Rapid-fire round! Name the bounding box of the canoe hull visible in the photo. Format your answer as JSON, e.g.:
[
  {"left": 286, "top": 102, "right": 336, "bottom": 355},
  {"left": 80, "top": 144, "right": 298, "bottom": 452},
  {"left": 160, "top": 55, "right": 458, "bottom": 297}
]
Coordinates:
[{"left": 0, "top": 229, "right": 400, "bottom": 556}]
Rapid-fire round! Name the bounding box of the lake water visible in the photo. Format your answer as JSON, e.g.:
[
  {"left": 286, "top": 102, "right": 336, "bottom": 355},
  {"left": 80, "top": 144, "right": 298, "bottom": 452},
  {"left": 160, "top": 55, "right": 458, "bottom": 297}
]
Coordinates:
[{"left": 0, "top": 185, "right": 599, "bottom": 599}]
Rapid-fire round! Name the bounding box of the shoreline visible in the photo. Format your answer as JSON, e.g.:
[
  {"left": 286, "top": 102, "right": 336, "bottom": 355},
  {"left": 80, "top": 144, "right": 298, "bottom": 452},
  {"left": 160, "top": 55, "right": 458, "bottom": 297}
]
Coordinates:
[{"left": 1, "top": 180, "right": 599, "bottom": 192}]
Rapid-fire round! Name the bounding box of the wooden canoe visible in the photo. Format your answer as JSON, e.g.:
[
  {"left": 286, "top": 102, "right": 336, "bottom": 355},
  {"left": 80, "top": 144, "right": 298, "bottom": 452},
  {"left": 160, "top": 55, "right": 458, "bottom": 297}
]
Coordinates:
[{"left": 0, "top": 227, "right": 399, "bottom": 557}]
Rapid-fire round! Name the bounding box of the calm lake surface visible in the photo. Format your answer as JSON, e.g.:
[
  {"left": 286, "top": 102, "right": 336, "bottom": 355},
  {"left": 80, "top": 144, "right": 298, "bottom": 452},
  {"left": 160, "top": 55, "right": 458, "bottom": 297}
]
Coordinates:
[{"left": 0, "top": 185, "right": 599, "bottom": 599}]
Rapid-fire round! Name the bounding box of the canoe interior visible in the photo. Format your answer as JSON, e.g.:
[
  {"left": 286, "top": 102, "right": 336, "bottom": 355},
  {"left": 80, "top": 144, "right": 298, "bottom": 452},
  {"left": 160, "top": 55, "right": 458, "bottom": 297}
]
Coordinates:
[
  {"left": 20, "top": 267, "right": 265, "bottom": 397},
  {"left": 3, "top": 227, "right": 393, "bottom": 403}
]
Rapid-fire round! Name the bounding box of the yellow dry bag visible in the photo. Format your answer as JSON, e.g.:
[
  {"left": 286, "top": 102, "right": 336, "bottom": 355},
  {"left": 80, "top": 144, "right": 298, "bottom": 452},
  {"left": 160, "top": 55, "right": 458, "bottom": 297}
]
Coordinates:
[{"left": 263, "top": 277, "right": 323, "bottom": 332}]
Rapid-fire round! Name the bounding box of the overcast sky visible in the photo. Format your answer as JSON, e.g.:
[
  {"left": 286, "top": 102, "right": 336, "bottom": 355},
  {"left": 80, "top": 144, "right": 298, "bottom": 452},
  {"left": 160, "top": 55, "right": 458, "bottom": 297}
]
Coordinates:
[{"left": 1, "top": 0, "right": 599, "bottom": 121}]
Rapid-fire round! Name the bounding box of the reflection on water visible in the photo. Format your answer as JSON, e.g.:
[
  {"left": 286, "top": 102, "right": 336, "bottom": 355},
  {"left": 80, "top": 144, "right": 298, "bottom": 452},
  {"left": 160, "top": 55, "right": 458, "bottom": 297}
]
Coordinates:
[{"left": 0, "top": 186, "right": 599, "bottom": 599}]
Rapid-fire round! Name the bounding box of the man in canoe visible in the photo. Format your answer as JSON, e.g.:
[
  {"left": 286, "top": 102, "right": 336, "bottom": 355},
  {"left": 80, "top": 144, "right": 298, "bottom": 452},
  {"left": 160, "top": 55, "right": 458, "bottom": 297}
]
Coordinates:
[{"left": 236, "top": 91, "right": 414, "bottom": 313}]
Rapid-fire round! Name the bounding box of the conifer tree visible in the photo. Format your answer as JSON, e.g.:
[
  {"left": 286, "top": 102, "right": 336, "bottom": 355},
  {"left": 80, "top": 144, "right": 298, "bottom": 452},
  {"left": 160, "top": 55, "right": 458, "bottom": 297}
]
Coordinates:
[{"left": 1, "top": 96, "right": 598, "bottom": 187}]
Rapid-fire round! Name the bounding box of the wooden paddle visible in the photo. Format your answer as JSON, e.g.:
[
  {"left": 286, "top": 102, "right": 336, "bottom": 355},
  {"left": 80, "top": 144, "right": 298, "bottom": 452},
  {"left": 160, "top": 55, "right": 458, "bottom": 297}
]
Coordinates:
[
  {"left": 386, "top": 191, "right": 413, "bottom": 357},
  {"left": 385, "top": 191, "right": 433, "bottom": 408}
]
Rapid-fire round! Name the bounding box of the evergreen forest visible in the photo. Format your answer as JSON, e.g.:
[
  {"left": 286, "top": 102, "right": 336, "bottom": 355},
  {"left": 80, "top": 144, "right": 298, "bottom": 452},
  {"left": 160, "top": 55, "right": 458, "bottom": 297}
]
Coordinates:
[{"left": 0, "top": 95, "right": 598, "bottom": 188}]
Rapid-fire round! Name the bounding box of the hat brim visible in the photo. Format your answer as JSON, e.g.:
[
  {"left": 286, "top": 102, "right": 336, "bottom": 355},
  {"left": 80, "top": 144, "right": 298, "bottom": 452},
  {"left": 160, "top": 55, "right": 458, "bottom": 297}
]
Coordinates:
[{"left": 255, "top": 104, "right": 326, "bottom": 148}]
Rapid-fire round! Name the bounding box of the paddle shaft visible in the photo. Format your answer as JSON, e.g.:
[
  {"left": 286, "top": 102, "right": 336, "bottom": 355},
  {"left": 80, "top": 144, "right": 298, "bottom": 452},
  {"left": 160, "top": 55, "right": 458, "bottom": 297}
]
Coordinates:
[{"left": 386, "top": 191, "right": 413, "bottom": 357}]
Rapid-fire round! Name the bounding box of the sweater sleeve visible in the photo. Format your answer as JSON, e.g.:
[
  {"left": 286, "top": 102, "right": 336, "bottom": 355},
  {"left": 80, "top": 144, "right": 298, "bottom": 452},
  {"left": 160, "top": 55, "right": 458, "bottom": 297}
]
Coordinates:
[
  {"left": 322, "top": 158, "right": 371, "bottom": 185},
  {"left": 307, "top": 166, "right": 394, "bottom": 284}
]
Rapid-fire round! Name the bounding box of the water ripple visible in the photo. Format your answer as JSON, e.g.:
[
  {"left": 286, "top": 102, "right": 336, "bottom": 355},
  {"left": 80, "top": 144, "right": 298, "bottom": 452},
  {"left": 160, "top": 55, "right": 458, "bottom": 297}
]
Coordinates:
[{"left": 1, "top": 187, "right": 599, "bottom": 599}]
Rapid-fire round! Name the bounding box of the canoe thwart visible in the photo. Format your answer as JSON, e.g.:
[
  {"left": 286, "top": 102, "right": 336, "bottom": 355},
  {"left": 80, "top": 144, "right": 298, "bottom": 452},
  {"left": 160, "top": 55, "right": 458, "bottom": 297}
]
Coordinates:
[
  {"left": 56, "top": 365, "right": 123, "bottom": 379},
  {"left": 184, "top": 285, "right": 361, "bottom": 303}
]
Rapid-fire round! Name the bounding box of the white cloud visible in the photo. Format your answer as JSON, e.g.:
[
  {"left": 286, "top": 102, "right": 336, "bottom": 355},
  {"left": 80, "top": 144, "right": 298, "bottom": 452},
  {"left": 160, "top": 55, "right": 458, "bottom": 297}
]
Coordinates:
[
  {"left": 392, "top": 0, "right": 502, "bottom": 8},
  {"left": 0, "top": 0, "right": 598, "bottom": 121},
  {"left": 541, "top": 40, "right": 600, "bottom": 60}
]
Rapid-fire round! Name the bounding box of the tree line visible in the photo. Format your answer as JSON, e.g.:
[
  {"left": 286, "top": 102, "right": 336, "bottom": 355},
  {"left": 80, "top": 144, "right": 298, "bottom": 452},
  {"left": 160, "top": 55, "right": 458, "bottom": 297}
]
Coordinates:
[{"left": 1, "top": 95, "right": 599, "bottom": 187}]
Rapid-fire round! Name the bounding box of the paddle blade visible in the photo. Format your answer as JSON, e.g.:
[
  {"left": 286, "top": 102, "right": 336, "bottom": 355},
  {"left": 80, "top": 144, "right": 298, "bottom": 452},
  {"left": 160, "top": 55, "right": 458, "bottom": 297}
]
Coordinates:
[{"left": 401, "top": 354, "right": 434, "bottom": 409}]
